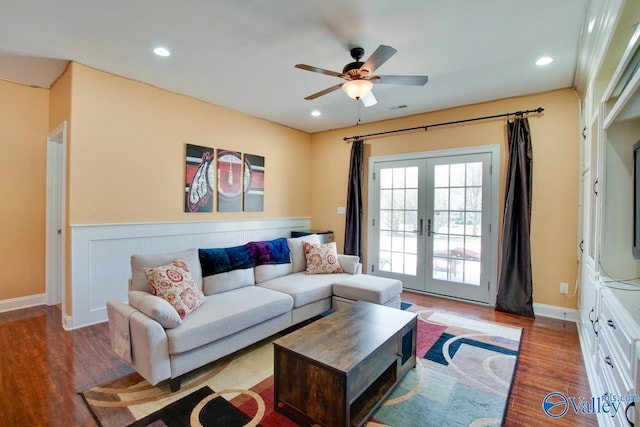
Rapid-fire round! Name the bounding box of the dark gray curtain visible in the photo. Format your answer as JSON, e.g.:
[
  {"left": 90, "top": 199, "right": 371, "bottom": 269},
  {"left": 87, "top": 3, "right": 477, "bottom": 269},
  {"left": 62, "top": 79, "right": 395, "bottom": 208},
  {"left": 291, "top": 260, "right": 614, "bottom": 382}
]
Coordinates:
[
  {"left": 496, "top": 117, "right": 535, "bottom": 317},
  {"left": 344, "top": 139, "right": 364, "bottom": 259}
]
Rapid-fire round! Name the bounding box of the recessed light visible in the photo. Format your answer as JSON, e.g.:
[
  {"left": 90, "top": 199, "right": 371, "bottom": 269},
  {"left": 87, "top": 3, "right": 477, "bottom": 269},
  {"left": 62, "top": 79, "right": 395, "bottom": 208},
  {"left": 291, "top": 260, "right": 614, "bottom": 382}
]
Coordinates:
[
  {"left": 153, "top": 47, "right": 171, "bottom": 57},
  {"left": 536, "top": 56, "right": 554, "bottom": 66},
  {"left": 311, "top": 110, "right": 321, "bottom": 117}
]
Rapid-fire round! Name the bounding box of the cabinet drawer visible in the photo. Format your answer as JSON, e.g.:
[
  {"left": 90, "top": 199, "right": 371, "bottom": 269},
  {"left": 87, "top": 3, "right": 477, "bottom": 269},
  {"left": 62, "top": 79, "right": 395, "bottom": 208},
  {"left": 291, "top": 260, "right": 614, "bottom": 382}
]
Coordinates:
[
  {"left": 600, "top": 295, "right": 633, "bottom": 372},
  {"left": 598, "top": 330, "right": 633, "bottom": 396}
]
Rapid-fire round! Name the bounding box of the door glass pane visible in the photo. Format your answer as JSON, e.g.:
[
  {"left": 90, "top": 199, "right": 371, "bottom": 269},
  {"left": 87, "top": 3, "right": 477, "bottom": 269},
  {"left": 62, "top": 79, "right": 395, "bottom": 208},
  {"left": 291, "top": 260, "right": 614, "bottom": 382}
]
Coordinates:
[
  {"left": 431, "top": 162, "right": 482, "bottom": 285},
  {"left": 377, "top": 166, "right": 418, "bottom": 275}
]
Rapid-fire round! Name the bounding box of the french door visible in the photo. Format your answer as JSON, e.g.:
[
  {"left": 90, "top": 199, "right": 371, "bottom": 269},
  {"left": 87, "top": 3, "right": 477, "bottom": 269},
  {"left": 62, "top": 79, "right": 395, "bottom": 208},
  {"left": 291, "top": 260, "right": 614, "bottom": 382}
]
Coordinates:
[{"left": 369, "top": 147, "right": 498, "bottom": 304}]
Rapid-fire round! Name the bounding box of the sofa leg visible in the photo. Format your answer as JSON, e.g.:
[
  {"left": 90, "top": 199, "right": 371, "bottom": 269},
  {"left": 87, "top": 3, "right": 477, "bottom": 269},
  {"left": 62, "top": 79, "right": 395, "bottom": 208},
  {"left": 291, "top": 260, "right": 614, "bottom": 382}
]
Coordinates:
[{"left": 169, "top": 377, "right": 181, "bottom": 392}]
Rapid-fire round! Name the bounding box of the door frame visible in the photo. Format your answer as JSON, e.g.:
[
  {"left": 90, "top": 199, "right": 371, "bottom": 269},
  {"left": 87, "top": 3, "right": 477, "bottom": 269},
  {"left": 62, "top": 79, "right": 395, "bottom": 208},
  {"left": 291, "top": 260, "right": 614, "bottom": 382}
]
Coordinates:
[
  {"left": 367, "top": 144, "right": 501, "bottom": 305},
  {"left": 45, "top": 121, "right": 67, "bottom": 315}
]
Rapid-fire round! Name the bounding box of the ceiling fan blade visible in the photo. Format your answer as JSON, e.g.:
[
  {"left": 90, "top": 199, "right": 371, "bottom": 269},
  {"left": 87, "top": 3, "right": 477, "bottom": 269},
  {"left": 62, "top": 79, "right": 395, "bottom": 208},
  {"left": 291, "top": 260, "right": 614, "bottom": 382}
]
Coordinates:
[
  {"left": 361, "top": 91, "right": 377, "bottom": 107},
  {"left": 375, "top": 75, "right": 429, "bottom": 86},
  {"left": 295, "top": 64, "right": 344, "bottom": 78},
  {"left": 359, "top": 45, "right": 397, "bottom": 75},
  {"left": 304, "top": 83, "right": 344, "bottom": 100}
]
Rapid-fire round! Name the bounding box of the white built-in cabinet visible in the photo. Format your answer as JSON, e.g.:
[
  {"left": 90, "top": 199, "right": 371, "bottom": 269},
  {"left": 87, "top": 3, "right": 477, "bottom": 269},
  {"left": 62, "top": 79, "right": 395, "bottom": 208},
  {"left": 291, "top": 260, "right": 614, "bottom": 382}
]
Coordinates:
[{"left": 578, "top": 1, "right": 640, "bottom": 426}]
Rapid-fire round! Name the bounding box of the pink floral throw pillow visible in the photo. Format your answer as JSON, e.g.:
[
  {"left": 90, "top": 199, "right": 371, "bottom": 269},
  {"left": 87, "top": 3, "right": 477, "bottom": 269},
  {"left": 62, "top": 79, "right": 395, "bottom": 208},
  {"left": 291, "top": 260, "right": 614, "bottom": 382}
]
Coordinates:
[
  {"left": 302, "top": 241, "right": 344, "bottom": 274},
  {"left": 144, "top": 258, "right": 205, "bottom": 319}
]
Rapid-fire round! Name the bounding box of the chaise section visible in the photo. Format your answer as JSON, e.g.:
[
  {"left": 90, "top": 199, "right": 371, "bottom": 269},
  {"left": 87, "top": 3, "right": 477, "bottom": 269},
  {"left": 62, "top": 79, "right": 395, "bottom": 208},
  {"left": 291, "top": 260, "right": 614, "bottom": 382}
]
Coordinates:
[{"left": 332, "top": 275, "right": 403, "bottom": 310}]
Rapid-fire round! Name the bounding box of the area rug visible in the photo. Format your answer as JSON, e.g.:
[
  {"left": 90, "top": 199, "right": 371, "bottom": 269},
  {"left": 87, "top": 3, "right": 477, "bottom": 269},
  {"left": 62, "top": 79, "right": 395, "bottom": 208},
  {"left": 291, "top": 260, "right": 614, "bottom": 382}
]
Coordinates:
[{"left": 82, "top": 305, "right": 522, "bottom": 426}]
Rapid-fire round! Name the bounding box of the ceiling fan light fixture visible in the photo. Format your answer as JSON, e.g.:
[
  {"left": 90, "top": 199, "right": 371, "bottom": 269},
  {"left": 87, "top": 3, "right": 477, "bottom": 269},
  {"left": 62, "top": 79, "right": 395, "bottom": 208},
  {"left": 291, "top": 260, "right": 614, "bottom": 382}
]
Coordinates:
[{"left": 342, "top": 79, "right": 373, "bottom": 100}]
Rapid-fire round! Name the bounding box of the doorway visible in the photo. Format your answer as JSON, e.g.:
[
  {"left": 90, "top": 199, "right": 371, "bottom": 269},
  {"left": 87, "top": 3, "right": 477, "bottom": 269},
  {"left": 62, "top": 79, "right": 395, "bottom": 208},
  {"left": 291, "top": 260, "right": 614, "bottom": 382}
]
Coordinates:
[
  {"left": 46, "top": 122, "right": 66, "bottom": 318},
  {"left": 368, "top": 145, "right": 499, "bottom": 304}
]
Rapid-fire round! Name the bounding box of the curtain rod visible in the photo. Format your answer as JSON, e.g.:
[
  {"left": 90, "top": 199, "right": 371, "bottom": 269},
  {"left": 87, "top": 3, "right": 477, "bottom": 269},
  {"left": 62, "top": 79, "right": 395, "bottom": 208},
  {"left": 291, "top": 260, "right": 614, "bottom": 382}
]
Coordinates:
[{"left": 343, "top": 107, "right": 544, "bottom": 142}]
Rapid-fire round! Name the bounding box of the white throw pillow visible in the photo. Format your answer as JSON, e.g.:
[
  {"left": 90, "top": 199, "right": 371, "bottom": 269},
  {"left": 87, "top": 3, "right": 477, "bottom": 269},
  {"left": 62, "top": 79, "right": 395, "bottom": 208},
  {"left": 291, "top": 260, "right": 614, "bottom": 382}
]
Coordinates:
[
  {"left": 286, "top": 234, "right": 321, "bottom": 273},
  {"left": 128, "top": 290, "right": 182, "bottom": 329}
]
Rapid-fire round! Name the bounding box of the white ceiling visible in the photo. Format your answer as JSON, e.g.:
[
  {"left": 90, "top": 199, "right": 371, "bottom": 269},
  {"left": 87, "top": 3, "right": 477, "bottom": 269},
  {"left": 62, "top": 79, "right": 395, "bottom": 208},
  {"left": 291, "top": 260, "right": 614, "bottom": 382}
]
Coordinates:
[{"left": 0, "top": 0, "right": 590, "bottom": 133}]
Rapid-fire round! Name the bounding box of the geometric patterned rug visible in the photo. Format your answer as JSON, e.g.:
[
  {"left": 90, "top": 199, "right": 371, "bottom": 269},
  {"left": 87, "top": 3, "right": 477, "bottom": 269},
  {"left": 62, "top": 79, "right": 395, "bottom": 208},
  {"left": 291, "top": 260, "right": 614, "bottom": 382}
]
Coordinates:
[{"left": 81, "top": 304, "right": 522, "bottom": 426}]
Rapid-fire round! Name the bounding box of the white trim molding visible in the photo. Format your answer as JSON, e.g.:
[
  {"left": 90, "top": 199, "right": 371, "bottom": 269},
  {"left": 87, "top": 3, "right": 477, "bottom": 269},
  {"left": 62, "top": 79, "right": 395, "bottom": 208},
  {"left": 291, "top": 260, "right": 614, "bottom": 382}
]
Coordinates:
[
  {"left": 0, "top": 294, "right": 46, "bottom": 313},
  {"left": 69, "top": 218, "right": 311, "bottom": 329},
  {"left": 533, "top": 302, "right": 579, "bottom": 322}
]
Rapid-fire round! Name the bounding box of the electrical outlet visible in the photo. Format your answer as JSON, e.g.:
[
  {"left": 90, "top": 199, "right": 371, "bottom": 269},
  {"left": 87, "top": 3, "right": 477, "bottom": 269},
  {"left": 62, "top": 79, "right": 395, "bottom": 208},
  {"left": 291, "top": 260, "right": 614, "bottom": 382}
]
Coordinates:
[{"left": 560, "top": 282, "right": 569, "bottom": 294}]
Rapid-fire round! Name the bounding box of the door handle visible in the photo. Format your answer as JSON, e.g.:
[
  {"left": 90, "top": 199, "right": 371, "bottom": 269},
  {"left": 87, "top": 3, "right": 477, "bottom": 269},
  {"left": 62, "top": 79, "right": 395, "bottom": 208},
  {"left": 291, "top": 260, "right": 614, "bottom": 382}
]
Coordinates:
[
  {"left": 414, "top": 219, "right": 424, "bottom": 236},
  {"left": 427, "top": 219, "right": 433, "bottom": 237}
]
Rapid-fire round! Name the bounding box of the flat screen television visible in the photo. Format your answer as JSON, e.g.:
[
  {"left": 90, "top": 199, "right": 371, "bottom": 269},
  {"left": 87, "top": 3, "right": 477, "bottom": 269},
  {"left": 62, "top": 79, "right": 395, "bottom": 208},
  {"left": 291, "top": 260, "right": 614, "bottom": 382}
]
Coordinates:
[{"left": 634, "top": 140, "right": 640, "bottom": 260}]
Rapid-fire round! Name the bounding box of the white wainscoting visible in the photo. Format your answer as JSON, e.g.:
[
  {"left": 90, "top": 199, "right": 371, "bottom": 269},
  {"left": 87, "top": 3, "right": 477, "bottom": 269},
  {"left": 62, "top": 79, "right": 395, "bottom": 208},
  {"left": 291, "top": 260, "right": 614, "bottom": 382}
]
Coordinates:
[{"left": 69, "top": 218, "right": 311, "bottom": 329}]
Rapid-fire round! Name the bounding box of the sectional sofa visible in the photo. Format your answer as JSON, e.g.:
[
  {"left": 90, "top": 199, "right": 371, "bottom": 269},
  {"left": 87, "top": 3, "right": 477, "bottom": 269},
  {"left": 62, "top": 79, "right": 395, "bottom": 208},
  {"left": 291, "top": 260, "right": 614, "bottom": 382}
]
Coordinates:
[{"left": 106, "top": 234, "right": 402, "bottom": 390}]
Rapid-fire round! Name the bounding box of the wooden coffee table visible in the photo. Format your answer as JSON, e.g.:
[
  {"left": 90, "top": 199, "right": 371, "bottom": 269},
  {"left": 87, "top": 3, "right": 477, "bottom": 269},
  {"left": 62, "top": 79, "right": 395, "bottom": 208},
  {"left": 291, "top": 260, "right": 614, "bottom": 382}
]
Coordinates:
[{"left": 273, "top": 300, "right": 417, "bottom": 427}]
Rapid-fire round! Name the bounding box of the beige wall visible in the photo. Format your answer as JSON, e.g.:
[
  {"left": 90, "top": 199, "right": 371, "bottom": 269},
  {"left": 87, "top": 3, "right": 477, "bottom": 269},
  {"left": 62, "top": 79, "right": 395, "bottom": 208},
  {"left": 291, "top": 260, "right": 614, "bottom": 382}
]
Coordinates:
[
  {"left": 68, "top": 64, "right": 311, "bottom": 224},
  {"left": 0, "top": 79, "right": 50, "bottom": 300},
  {"left": 310, "top": 89, "right": 580, "bottom": 309}
]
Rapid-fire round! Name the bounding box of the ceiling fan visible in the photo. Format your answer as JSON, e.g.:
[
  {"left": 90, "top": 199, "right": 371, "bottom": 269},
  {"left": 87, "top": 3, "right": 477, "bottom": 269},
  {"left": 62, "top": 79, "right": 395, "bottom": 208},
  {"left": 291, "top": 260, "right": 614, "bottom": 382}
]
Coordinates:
[{"left": 295, "top": 45, "right": 428, "bottom": 107}]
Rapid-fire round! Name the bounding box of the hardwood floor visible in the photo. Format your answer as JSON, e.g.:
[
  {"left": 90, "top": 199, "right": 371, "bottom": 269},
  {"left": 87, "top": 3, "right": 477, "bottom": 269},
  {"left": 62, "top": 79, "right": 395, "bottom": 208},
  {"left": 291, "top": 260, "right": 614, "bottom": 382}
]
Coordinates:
[{"left": 0, "top": 293, "right": 598, "bottom": 426}]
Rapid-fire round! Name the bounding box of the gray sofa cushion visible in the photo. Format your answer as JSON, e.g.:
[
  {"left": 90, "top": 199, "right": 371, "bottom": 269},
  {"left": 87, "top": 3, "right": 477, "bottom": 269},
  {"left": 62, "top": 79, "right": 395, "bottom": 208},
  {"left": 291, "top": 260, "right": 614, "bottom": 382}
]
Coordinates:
[
  {"left": 130, "top": 248, "right": 203, "bottom": 292},
  {"left": 257, "top": 271, "right": 353, "bottom": 308},
  {"left": 255, "top": 263, "right": 293, "bottom": 284},
  {"left": 166, "top": 286, "right": 293, "bottom": 355},
  {"left": 202, "top": 267, "right": 255, "bottom": 295}
]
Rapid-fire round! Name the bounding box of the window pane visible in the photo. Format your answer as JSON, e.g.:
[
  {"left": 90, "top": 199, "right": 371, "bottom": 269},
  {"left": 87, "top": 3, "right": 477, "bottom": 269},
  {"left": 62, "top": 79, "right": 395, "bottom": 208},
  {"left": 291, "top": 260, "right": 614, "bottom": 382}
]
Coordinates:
[
  {"left": 379, "top": 230, "right": 392, "bottom": 251},
  {"left": 465, "top": 213, "right": 482, "bottom": 236},
  {"left": 405, "top": 253, "right": 417, "bottom": 275},
  {"left": 380, "top": 189, "right": 392, "bottom": 209},
  {"left": 405, "top": 210, "right": 418, "bottom": 232},
  {"left": 466, "top": 236, "right": 481, "bottom": 260},
  {"left": 406, "top": 189, "right": 418, "bottom": 210},
  {"left": 434, "top": 164, "right": 449, "bottom": 187},
  {"left": 406, "top": 167, "right": 419, "bottom": 188},
  {"left": 380, "top": 168, "right": 392, "bottom": 189},
  {"left": 434, "top": 211, "right": 449, "bottom": 234},
  {"left": 449, "top": 235, "right": 464, "bottom": 256},
  {"left": 450, "top": 163, "right": 465, "bottom": 186},
  {"left": 393, "top": 168, "right": 405, "bottom": 188},
  {"left": 463, "top": 260, "right": 481, "bottom": 285},
  {"left": 434, "top": 188, "right": 449, "bottom": 210},
  {"left": 392, "top": 232, "right": 404, "bottom": 252},
  {"left": 450, "top": 188, "right": 465, "bottom": 210},
  {"left": 466, "top": 162, "right": 482, "bottom": 186},
  {"left": 392, "top": 189, "right": 405, "bottom": 209},
  {"left": 433, "top": 234, "right": 449, "bottom": 258},
  {"left": 466, "top": 187, "right": 482, "bottom": 211},
  {"left": 405, "top": 232, "right": 417, "bottom": 254},
  {"left": 392, "top": 210, "right": 404, "bottom": 231},
  {"left": 379, "top": 251, "right": 392, "bottom": 271},
  {"left": 391, "top": 252, "right": 404, "bottom": 273},
  {"left": 449, "top": 212, "right": 465, "bottom": 235},
  {"left": 380, "top": 210, "right": 392, "bottom": 230}
]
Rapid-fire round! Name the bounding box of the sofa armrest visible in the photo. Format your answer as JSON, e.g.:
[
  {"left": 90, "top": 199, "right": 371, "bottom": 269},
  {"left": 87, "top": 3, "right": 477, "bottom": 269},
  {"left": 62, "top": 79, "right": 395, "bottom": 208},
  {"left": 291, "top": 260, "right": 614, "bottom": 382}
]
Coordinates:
[
  {"left": 129, "top": 311, "right": 172, "bottom": 385},
  {"left": 338, "top": 254, "right": 362, "bottom": 275},
  {"left": 107, "top": 300, "right": 171, "bottom": 385}
]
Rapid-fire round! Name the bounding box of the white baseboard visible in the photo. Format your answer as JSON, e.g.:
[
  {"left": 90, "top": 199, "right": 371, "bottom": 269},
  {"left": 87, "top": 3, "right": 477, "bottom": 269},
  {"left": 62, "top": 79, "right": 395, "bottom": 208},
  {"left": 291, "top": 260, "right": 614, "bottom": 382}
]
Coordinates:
[
  {"left": 533, "top": 302, "right": 579, "bottom": 322},
  {"left": 0, "top": 294, "right": 46, "bottom": 313}
]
